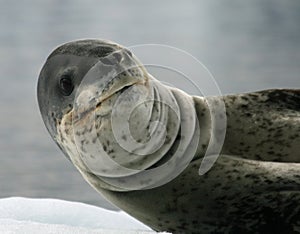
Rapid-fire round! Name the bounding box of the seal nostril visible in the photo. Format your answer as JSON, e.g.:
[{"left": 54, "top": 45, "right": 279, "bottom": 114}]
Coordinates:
[
  {"left": 102, "top": 52, "right": 123, "bottom": 66},
  {"left": 101, "top": 57, "right": 115, "bottom": 66},
  {"left": 113, "top": 52, "right": 122, "bottom": 63},
  {"left": 59, "top": 75, "right": 74, "bottom": 96}
]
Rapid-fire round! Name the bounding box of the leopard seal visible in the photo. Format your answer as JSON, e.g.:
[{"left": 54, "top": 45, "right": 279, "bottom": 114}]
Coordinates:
[{"left": 37, "top": 39, "right": 300, "bottom": 233}]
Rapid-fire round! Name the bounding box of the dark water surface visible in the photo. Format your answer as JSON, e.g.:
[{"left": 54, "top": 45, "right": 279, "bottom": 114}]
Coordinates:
[{"left": 0, "top": 0, "right": 299, "bottom": 210}]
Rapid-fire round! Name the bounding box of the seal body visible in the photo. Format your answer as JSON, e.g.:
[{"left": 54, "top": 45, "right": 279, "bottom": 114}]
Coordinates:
[{"left": 37, "top": 39, "right": 300, "bottom": 233}]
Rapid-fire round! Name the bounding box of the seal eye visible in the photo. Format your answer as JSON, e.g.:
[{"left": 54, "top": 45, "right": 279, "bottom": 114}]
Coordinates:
[{"left": 59, "top": 75, "right": 74, "bottom": 96}]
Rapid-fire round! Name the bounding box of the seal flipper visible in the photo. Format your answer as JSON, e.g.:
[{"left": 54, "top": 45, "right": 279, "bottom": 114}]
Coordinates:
[{"left": 220, "top": 89, "right": 300, "bottom": 162}]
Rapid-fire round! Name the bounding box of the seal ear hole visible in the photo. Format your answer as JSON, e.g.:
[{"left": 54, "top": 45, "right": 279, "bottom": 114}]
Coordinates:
[{"left": 59, "top": 74, "right": 74, "bottom": 96}]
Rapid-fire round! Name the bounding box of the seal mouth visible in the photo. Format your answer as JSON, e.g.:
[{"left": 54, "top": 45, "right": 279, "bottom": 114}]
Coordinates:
[{"left": 72, "top": 81, "right": 143, "bottom": 124}]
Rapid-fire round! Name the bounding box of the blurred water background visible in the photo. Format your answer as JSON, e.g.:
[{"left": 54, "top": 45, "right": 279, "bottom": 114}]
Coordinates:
[{"left": 0, "top": 0, "right": 299, "bottom": 210}]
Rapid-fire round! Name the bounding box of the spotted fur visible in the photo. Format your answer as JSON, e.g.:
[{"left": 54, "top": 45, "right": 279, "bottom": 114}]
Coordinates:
[
  {"left": 38, "top": 39, "right": 300, "bottom": 233},
  {"left": 56, "top": 88, "right": 300, "bottom": 233},
  {"left": 93, "top": 89, "right": 300, "bottom": 233}
]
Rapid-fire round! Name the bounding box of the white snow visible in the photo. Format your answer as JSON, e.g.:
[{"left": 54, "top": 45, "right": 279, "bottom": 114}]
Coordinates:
[{"left": 0, "top": 197, "right": 170, "bottom": 234}]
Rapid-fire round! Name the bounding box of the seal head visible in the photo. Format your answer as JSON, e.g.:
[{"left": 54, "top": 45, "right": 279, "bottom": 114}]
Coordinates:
[
  {"left": 37, "top": 39, "right": 139, "bottom": 159},
  {"left": 37, "top": 39, "right": 199, "bottom": 191}
]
